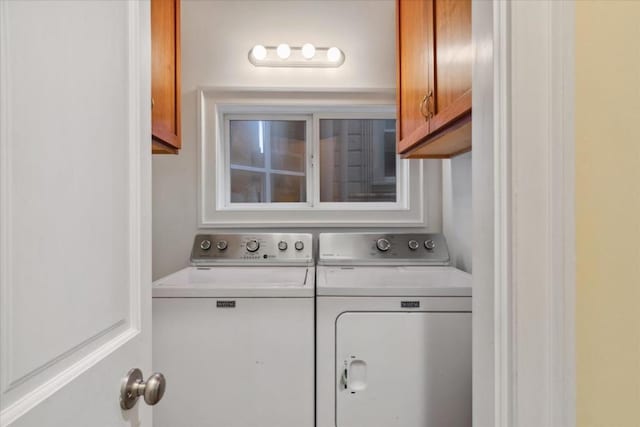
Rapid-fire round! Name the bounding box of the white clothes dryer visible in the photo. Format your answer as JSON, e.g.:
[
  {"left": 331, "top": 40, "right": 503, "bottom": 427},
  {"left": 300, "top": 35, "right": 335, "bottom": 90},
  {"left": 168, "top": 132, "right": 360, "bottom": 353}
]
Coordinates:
[{"left": 316, "top": 233, "right": 472, "bottom": 427}]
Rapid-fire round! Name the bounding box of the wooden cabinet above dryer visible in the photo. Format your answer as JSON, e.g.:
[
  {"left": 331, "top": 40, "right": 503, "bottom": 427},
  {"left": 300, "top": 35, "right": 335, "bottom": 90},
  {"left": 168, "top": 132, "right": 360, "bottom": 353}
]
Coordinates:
[{"left": 396, "top": 0, "right": 471, "bottom": 158}]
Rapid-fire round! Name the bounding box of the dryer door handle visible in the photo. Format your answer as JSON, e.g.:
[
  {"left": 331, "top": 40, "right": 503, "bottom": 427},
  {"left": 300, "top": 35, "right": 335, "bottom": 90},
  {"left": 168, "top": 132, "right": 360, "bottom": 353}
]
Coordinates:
[
  {"left": 341, "top": 363, "right": 349, "bottom": 390},
  {"left": 341, "top": 358, "right": 368, "bottom": 393}
]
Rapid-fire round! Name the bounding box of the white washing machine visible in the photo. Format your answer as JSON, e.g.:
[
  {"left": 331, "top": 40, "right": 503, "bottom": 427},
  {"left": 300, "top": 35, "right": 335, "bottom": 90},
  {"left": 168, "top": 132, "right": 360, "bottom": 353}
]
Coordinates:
[
  {"left": 153, "top": 233, "right": 314, "bottom": 427},
  {"left": 316, "top": 233, "right": 472, "bottom": 427}
]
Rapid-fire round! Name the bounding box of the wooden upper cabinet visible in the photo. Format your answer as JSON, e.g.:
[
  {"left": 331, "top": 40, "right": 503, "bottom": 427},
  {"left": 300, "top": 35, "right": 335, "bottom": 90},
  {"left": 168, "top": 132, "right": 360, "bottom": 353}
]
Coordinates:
[
  {"left": 396, "top": 0, "right": 471, "bottom": 158},
  {"left": 396, "top": 0, "right": 432, "bottom": 148},
  {"left": 151, "top": 0, "right": 181, "bottom": 154}
]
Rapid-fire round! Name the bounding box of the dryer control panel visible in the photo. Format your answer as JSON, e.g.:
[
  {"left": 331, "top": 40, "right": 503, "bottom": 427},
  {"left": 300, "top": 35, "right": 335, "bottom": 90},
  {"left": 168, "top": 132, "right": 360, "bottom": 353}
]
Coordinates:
[
  {"left": 191, "top": 233, "right": 313, "bottom": 266},
  {"left": 318, "top": 233, "right": 450, "bottom": 266}
]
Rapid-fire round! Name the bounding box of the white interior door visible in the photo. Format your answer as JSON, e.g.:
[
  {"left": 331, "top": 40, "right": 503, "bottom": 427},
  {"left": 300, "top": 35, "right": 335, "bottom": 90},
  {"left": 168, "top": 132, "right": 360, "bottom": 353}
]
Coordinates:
[
  {"left": 336, "top": 312, "right": 471, "bottom": 427},
  {"left": 0, "top": 1, "right": 152, "bottom": 426}
]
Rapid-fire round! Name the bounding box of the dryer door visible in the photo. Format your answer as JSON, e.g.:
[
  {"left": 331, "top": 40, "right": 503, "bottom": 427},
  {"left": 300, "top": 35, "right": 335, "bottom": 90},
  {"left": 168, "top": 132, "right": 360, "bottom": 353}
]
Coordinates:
[{"left": 336, "top": 312, "right": 471, "bottom": 427}]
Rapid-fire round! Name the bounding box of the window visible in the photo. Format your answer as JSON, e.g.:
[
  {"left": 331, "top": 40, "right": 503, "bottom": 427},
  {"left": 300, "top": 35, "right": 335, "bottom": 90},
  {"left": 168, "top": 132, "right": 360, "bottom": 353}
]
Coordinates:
[
  {"left": 319, "top": 119, "right": 397, "bottom": 203},
  {"left": 228, "top": 119, "right": 307, "bottom": 203},
  {"left": 224, "top": 114, "right": 400, "bottom": 208},
  {"left": 199, "top": 89, "right": 425, "bottom": 227}
]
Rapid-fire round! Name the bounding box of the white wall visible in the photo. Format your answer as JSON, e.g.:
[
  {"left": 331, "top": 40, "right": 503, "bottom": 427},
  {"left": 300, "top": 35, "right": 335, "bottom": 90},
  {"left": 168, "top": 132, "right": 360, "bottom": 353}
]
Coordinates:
[
  {"left": 442, "top": 152, "right": 472, "bottom": 273},
  {"left": 152, "top": 0, "right": 443, "bottom": 279}
]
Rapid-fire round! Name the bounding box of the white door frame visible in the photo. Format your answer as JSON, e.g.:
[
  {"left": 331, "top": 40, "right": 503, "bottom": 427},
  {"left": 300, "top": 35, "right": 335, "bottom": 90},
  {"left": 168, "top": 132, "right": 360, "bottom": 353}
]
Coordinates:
[{"left": 474, "top": 1, "right": 576, "bottom": 426}]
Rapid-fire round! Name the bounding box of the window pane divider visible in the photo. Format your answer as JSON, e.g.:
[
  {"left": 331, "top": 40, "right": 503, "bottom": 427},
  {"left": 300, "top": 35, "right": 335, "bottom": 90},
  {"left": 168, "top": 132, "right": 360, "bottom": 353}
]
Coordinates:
[
  {"left": 311, "top": 113, "right": 320, "bottom": 207},
  {"left": 229, "top": 164, "right": 304, "bottom": 175},
  {"left": 263, "top": 121, "right": 272, "bottom": 203}
]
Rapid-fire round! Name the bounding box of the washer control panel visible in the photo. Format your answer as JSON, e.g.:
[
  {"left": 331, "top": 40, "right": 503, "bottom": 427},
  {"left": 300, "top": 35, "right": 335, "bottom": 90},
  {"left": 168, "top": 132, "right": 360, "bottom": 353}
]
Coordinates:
[
  {"left": 191, "top": 233, "right": 313, "bottom": 266},
  {"left": 318, "top": 233, "right": 450, "bottom": 266}
]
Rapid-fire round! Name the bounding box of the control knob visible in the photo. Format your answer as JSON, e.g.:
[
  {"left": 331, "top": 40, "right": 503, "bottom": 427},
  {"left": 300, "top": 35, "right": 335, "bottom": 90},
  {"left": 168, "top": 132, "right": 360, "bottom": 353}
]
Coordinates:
[
  {"left": 424, "top": 239, "right": 436, "bottom": 250},
  {"left": 376, "top": 238, "right": 391, "bottom": 252},
  {"left": 278, "top": 241, "right": 288, "bottom": 251},
  {"left": 200, "top": 240, "right": 211, "bottom": 250},
  {"left": 408, "top": 239, "right": 420, "bottom": 250},
  {"left": 246, "top": 240, "right": 260, "bottom": 252},
  {"left": 294, "top": 241, "right": 304, "bottom": 251},
  {"left": 216, "top": 240, "right": 228, "bottom": 251}
]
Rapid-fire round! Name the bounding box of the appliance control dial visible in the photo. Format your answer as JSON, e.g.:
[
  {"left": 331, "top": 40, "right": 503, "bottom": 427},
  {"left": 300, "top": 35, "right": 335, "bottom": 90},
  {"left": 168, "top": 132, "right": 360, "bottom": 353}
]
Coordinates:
[
  {"left": 294, "top": 241, "right": 304, "bottom": 251},
  {"left": 200, "top": 240, "right": 211, "bottom": 250},
  {"left": 216, "top": 240, "right": 228, "bottom": 251},
  {"left": 246, "top": 240, "right": 260, "bottom": 252},
  {"left": 278, "top": 241, "right": 288, "bottom": 251},
  {"left": 376, "top": 238, "right": 391, "bottom": 252},
  {"left": 424, "top": 239, "right": 436, "bottom": 250},
  {"left": 408, "top": 239, "right": 420, "bottom": 250}
]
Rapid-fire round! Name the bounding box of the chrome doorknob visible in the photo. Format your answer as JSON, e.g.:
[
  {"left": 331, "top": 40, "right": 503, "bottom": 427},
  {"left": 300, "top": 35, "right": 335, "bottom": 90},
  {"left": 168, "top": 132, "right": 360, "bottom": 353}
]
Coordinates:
[{"left": 120, "top": 368, "right": 166, "bottom": 410}]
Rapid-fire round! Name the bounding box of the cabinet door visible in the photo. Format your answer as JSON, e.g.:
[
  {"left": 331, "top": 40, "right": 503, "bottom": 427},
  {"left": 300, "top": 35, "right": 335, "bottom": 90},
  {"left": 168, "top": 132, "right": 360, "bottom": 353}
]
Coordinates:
[
  {"left": 396, "top": 0, "right": 472, "bottom": 158},
  {"left": 429, "top": 0, "right": 471, "bottom": 135},
  {"left": 396, "top": 0, "right": 433, "bottom": 154},
  {"left": 336, "top": 312, "right": 471, "bottom": 427},
  {"left": 151, "top": 0, "right": 181, "bottom": 152}
]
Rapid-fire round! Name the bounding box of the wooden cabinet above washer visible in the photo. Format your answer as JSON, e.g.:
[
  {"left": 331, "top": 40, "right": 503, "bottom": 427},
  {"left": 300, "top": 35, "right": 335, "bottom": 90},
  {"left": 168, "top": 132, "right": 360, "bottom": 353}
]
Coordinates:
[{"left": 151, "top": 0, "right": 181, "bottom": 154}]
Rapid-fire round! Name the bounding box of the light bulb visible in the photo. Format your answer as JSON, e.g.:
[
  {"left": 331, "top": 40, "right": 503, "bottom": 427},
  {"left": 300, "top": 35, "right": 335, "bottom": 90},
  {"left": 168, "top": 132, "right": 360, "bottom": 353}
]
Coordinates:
[
  {"left": 327, "top": 47, "right": 341, "bottom": 62},
  {"left": 276, "top": 43, "right": 291, "bottom": 59},
  {"left": 251, "top": 44, "right": 267, "bottom": 60},
  {"left": 301, "top": 43, "right": 316, "bottom": 59}
]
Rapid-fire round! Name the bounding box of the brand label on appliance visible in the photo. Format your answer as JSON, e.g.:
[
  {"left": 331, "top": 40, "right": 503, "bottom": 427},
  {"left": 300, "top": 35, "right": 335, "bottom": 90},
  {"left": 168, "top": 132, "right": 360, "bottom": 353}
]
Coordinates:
[
  {"left": 401, "top": 301, "right": 420, "bottom": 308},
  {"left": 216, "top": 300, "right": 236, "bottom": 308}
]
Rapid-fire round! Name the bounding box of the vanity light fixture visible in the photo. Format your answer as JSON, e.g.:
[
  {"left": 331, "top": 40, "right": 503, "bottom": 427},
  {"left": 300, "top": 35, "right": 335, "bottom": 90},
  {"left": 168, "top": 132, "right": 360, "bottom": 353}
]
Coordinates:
[
  {"left": 249, "top": 44, "right": 345, "bottom": 68},
  {"left": 276, "top": 43, "right": 291, "bottom": 59},
  {"left": 301, "top": 43, "right": 316, "bottom": 59},
  {"left": 251, "top": 44, "right": 267, "bottom": 61},
  {"left": 326, "top": 47, "right": 342, "bottom": 63}
]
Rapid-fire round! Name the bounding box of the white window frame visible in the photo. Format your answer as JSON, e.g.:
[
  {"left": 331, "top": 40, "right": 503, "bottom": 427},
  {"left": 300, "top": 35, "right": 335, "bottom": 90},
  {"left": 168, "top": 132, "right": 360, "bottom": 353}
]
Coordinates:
[{"left": 198, "top": 88, "right": 425, "bottom": 227}]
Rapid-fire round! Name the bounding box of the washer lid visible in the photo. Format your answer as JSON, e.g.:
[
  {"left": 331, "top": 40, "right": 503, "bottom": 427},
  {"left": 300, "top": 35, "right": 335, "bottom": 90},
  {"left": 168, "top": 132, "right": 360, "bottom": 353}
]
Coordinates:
[
  {"left": 153, "top": 266, "right": 314, "bottom": 298},
  {"left": 316, "top": 266, "right": 471, "bottom": 296}
]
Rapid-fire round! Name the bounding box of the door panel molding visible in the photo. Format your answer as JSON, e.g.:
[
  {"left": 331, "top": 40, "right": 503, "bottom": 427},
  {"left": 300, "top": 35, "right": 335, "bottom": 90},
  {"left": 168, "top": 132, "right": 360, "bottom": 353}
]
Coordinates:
[
  {"left": 0, "top": 329, "right": 140, "bottom": 427},
  {"left": 6, "top": 319, "right": 127, "bottom": 391},
  {"left": 0, "top": 1, "right": 146, "bottom": 424}
]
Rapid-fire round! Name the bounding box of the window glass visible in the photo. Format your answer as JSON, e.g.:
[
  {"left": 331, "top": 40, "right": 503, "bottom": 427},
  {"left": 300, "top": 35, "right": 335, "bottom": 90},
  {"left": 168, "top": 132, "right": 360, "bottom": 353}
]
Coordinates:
[
  {"left": 229, "top": 120, "right": 306, "bottom": 203},
  {"left": 229, "top": 121, "right": 264, "bottom": 168},
  {"left": 230, "top": 169, "right": 266, "bottom": 203},
  {"left": 271, "top": 174, "right": 306, "bottom": 202},
  {"left": 319, "top": 119, "right": 397, "bottom": 203},
  {"left": 269, "top": 121, "right": 306, "bottom": 172}
]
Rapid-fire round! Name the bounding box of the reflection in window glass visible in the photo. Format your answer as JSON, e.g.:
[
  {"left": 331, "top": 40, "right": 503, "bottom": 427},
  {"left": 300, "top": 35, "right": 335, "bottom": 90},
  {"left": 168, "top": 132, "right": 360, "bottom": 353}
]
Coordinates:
[
  {"left": 271, "top": 174, "right": 306, "bottom": 202},
  {"left": 230, "top": 169, "right": 266, "bottom": 203},
  {"left": 229, "top": 120, "right": 306, "bottom": 203},
  {"left": 319, "top": 119, "right": 397, "bottom": 202},
  {"left": 229, "top": 121, "right": 264, "bottom": 168}
]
